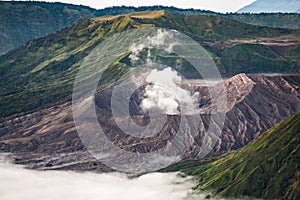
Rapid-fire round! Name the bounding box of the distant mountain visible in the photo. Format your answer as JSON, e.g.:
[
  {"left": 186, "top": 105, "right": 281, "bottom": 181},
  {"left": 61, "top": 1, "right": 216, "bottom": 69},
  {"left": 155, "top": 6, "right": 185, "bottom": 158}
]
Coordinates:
[
  {"left": 167, "top": 111, "right": 300, "bottom": 199},
  {"left": 0, "top": 1, "right": 99, "bottom": 55},
  {"left": 237, "top": 0, "right": 300, "bottom": 13}
]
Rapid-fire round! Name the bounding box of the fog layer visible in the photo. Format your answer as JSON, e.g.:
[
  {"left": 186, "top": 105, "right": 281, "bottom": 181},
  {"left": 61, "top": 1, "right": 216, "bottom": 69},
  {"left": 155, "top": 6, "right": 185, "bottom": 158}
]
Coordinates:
[{"left": 0, "top": 157, "right": 210, "bottom": 200}]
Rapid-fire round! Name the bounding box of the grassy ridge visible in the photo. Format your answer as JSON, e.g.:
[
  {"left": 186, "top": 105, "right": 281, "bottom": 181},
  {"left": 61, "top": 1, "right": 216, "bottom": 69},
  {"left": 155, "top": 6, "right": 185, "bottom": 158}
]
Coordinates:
[
  {"left": 169, "top": 111, "right": 300, "bottom": 199},
  {"left": 137, "top": 12, "right": 294, "bottom": 42}
]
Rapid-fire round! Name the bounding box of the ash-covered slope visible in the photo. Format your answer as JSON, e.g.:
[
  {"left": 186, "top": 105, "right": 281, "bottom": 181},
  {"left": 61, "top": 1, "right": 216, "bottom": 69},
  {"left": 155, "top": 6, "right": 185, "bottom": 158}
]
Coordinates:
[
  {"left": 0, "top": 73, "right": 299, "bottom": 170},
  {"left": 215, "top": 74, "right": 300, "bottom": 153},
  {"left": 177, "top": 110, "right": 300, "bottom": 200}
]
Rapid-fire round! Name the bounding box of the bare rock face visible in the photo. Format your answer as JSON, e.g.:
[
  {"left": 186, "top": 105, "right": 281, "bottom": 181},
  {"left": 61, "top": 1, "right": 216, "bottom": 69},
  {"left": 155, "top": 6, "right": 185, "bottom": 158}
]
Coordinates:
[
  {"left": 0, "top": 74, "right": 299, "bottom": 170},
  {"left": 214, "top": 74, "right": 300, "bottom": 153}
]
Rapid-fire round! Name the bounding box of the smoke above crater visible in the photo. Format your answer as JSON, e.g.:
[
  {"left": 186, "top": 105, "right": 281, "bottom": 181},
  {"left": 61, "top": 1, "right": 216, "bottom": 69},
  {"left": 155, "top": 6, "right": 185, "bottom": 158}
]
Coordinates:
[
  {"left": 141, "top": 67, "right": 200, "bottom": 115},
  {"left": 127, "top": 29, "right": 201, "bottom": 115},
  {"left": 129, "top": 29, "right": 175, "bottom": 66}
]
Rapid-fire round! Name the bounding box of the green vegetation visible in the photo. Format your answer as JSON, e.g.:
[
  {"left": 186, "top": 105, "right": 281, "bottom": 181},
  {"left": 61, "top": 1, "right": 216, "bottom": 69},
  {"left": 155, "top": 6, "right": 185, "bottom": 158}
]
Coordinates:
[
  {"left": 0, "top": 1, "right": 100, "bottom": 55},
  {"left": 0, "top": 10, "right": 300, "bottom": 118},
  {"left": 2, "top": 1, "right": 300, "bottom": 56},
  {"left": 290, "top": 44, "right": 300, "bottom": 60},
  {"left": 0, "top": 15, "right": 134, "bottom": 117},
  {"left": 225, "top": 13, "right": 300, "bottom": 29},
  {"left": 168, "top": 111, "right": 300, "bottom": 199},
  {"left": 138, "top": 12, "right": 294, "bottom": 42},
  {"left": 221, "top": 44, "right": 291, "bottom": 75},
  {"left": 137, "top": 12, "right": 300, "bottom": 75}
]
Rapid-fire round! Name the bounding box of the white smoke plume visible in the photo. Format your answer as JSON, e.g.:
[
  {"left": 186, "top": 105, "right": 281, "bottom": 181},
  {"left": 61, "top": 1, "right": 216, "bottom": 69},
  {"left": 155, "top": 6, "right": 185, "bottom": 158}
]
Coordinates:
[
  {"left": 129, "top": 29, "right": 175, "bottom": 65},
  {"left": 141, "top": 67, "right": 199, "bottom": 115},
  {"left": 0, "top": 156, "right": 212, "bottom": 200},
  {"left": 128, "top": 29, "right": 199, "bottom": 115}
]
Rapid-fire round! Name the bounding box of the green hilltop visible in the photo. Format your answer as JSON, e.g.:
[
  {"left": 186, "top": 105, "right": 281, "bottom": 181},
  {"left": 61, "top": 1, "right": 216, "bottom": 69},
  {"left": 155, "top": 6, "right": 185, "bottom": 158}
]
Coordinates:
[{"left": 166, "top": 111, "right": 300, "bottom": 199}]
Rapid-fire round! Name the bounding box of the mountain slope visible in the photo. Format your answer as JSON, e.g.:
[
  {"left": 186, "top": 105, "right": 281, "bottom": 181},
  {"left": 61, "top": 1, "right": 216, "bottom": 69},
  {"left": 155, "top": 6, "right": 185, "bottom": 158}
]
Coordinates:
[
  {"left": 174, "top": 111, "right": 300, "bottom": 199},
  {"left": 0, "top": 73, "right": 299, "bottom": 171},
  {"left": 137, "top": 12, "right": 294, "bottom": 41},
  {"left": 1, "top": 2, "right": 300, "bottom": 57},
  {"left": 0, "top": 10, "right": 300, "bottom": 118},
  {"left": 221, "top": 43, "right": 293, "bottom": 74},
  {"left": 226, "top": 13, "right": 300, "bottom": 29},
  {"left": 0, "top": 14, "right": 136, "bottom": 118},
  {"left": 237, "top": 0, "right": 300, "bottom": 13},
  {"left": 0, "top": 1, "right": 100, "bottom": 55},
  {"left": 0, "top": 2, "right": 216, "bottom": 56}
]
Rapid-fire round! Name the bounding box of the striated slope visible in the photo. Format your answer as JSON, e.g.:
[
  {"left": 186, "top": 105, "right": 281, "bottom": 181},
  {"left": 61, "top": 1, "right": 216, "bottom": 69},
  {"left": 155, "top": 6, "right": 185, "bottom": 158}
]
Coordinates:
[
  {"left": 177, "top": 111, "right": 300, "bottom": 200},
  {"left": 214, "top": 74, "right": 300, "bottom": 153},
  {"left": 0, "top": 74, "right": 299, "bottom": 170}
]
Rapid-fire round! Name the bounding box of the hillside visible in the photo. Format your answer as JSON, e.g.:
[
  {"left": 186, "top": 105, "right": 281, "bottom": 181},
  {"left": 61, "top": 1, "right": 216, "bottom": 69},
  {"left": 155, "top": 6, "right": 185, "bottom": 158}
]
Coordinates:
[
  {"left": 1, "top": 2, "right": 300, "bottom": 56},
  {"left": 0, "top": 73, "right": 299, "bottom": 171},
  {"left": 0, "top": 1, "right": 100, "bottom": 55},
  {"left": 0, "top": 10, "right": 300, "bottom": 118},
  {"left": 0, "top": 2, "right": 217, "bottom": 56},
  {"left": 237, "top": 0, "right": 300, "bottom": 13},
  {"left": 137, "top": 12, "right": 295, "bottom": 41},
  {"left": 221, "top": 43, "right": 296, "bottom": 75},
  {"left": 226, "top": 13, "right": 300, "bottom": 29},
  {"left": 0, "top": 12, "right": 138, "bottom": 118},
  {"left": 169, "top": 111, "right": 300, "bottom": 199}
]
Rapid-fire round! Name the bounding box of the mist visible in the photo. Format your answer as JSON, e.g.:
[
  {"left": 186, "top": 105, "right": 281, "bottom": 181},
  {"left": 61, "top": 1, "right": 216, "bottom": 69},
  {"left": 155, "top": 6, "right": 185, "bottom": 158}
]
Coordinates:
[{"left": 0, "top": 157, "right": 211, "bottom": 200}]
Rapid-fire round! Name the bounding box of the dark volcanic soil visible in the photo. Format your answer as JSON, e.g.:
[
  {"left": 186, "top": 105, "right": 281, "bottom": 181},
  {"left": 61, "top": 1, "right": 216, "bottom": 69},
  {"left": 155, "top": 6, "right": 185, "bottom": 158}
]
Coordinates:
[{"left": 0, "top": 73, "right": 299, "bottom": 171}]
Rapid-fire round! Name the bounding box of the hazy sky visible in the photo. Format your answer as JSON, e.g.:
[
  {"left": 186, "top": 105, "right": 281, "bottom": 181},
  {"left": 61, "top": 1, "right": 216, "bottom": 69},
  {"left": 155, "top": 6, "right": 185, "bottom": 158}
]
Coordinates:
[{"left": 27, "top": 0, "right": 256, "bottom": 13}]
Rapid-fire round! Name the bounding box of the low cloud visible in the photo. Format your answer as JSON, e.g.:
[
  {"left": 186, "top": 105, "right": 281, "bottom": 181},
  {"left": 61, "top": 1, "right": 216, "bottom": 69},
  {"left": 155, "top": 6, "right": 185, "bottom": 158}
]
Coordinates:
[{"left": 0, "top": 157, "right": 210, "bottom": 200}]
